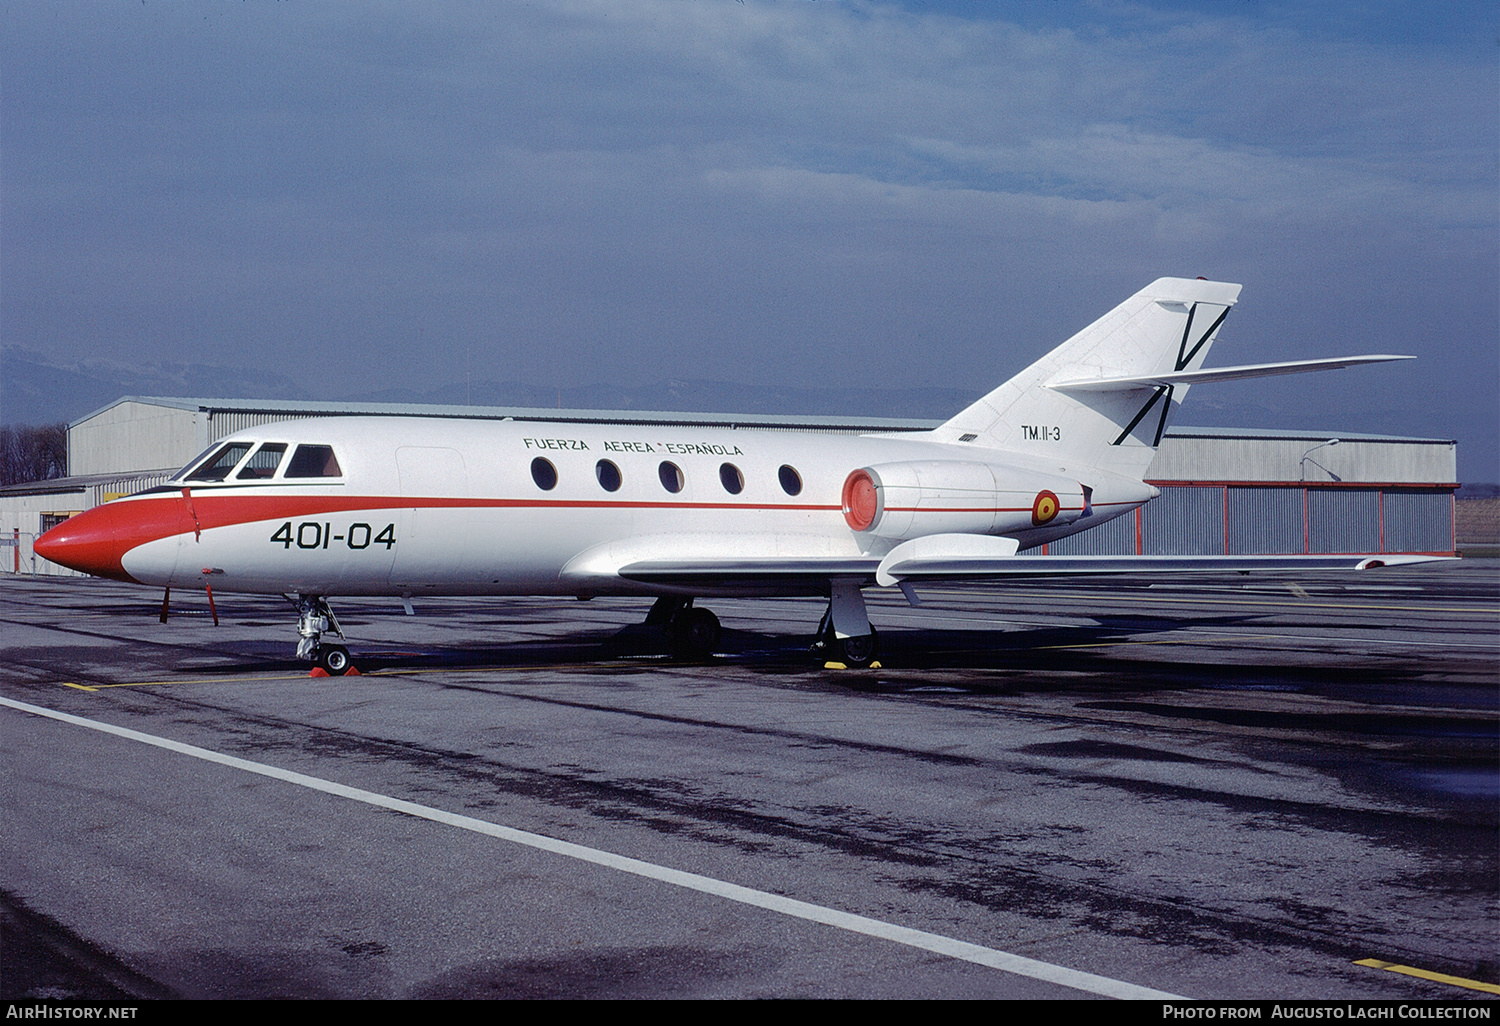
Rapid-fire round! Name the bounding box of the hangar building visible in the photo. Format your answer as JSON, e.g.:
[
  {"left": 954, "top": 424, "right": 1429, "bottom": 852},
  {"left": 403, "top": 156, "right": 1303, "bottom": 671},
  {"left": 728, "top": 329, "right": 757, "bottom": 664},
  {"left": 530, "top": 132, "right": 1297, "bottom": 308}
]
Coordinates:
[{"left": 1, "top": 396, "right": 1458, "bottom": 576}]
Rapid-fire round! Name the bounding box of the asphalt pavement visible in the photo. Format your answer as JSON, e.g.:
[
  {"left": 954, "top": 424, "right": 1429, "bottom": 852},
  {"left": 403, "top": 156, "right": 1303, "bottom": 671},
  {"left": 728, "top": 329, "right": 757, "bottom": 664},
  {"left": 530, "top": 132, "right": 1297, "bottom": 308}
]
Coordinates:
[{"left": 1, "top": 560, "right": 1495, "bottom": 1000}]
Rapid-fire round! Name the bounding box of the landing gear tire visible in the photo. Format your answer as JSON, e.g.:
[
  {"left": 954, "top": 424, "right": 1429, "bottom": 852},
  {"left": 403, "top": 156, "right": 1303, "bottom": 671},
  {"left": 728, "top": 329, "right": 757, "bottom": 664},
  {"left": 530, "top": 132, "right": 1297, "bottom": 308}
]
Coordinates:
[
  {"left": 670, "top": 607, "right": 721, "bottom": 661},
  {"left": 317, "top": 644, "right": 352, "bottom": 676},
  {"left": 830, "top": 627, "right": 878, "bottom": 668}
]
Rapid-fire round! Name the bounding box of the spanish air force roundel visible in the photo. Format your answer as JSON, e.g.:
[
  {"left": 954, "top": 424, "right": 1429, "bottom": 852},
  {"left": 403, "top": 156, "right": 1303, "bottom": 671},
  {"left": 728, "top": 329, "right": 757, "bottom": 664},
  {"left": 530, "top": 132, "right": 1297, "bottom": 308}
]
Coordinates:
[{"left": 1031, "top": 489, "right": 1060, "bottom": 526}]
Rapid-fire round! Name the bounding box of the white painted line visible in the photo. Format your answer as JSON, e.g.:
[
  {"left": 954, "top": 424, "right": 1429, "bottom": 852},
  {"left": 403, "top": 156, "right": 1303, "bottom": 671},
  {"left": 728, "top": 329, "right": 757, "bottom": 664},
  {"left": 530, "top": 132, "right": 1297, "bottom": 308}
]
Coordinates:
[{"left": 2, "top": 693, "right": 1183, "bottom": 1000}]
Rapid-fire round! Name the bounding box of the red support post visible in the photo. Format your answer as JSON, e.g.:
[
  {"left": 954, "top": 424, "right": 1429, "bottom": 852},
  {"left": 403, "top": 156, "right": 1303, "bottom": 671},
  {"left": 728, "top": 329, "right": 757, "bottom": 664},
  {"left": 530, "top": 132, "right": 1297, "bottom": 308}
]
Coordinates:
[{"left": 1222, "top": 485, "right": 1229, "bottom": 555}]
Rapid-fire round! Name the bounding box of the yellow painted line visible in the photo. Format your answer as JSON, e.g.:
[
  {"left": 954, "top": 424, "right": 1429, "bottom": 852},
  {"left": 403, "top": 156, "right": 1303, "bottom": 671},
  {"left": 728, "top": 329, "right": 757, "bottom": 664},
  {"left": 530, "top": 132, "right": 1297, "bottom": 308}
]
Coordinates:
[
  {"left": 364, "top": 665, "right": 553, "bottom": 678},
  {"left": 55, "top": 663, "right": 619, "bottom": 692},
  {"left": 1354, "top": 958, "right": 1500, "bottom": 995},
  {"left": 73, "top": 673, "right": 320, "bottom": 690},
  {"left": 363, "top": 661, "right": 639, "bottom": 678},
  {"left": 1118, "top": 596, "right": 1489, "bottom": 615},
  {"left": 1034, "top": 634, "right": 1285, "bottom": 651}
]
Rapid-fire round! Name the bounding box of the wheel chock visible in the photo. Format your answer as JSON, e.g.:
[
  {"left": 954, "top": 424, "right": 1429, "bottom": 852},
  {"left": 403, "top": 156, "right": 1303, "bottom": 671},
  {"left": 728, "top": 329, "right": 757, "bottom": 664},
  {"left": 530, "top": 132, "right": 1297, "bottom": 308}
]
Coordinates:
[
  {"left": 309, "top": 664, "right": 359, "bottom": 678},
  {"left": 823, "top": 661, "right": 847, "bottom": 670}
]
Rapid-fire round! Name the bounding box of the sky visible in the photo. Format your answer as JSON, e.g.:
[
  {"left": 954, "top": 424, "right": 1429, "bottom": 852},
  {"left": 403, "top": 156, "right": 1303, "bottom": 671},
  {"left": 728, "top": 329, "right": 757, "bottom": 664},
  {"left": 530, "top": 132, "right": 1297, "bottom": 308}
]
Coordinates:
[{"left": 3, "top": 0, "right": 1496, "bottom": 479}]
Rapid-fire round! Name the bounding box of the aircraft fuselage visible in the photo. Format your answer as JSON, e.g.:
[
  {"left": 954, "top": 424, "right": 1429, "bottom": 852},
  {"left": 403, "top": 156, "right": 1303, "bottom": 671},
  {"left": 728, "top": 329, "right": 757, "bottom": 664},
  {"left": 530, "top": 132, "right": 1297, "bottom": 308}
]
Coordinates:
[{"left": 43, "top": 416, "right": 1153, "bottom": 599}]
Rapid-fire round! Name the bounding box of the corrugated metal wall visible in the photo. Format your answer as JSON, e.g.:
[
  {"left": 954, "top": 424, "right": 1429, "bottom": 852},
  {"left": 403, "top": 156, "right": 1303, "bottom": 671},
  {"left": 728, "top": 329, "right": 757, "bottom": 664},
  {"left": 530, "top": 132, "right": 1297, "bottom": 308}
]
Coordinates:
[
  {"left": 1382, "top": 489, "right": 1454, "bottom": 553},
  {"left": 1150, "top": 432, "right": 1457, "bottom": 484},
  {"left": 1042, "top": 484, "right": 1454, "bottom": 556},
  {"left": 205, "top": 411, "right": 314, "bottom": 445},
  {"left": 69, "top": 401, "right": 200, "bottom": 476},
  {"left": 1141, "top": 486, "right": 1224, "bottom": 554},
  {"left": 1226, "top": 487, "right": 1303, "bottom": 554},
  {"left": 1047, "top": 509, "right": 1137, "bottom": 554},
  {"left": 1307, "top": 488, "right": 1381, "bottom": 553}
]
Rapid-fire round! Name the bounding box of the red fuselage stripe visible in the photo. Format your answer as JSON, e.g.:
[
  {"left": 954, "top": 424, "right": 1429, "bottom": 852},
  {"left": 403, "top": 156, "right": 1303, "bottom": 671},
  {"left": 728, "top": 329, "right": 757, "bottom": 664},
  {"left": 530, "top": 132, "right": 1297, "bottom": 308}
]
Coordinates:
[{"left": 35, "top": 490, "right": 1128, "bottom": 581}]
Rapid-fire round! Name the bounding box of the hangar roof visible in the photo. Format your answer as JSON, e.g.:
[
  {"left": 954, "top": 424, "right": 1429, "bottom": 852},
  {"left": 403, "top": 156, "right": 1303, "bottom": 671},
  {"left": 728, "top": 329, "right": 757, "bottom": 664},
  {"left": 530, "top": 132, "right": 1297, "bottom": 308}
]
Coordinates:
[{"left": 71, "top": 396, "right": 939, "bottom": 433}]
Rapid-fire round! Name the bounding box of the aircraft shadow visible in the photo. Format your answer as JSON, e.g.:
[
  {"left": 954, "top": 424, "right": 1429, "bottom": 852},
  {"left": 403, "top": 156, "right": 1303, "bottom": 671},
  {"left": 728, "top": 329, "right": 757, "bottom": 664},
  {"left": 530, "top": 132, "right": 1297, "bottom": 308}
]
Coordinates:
[
  {"left": 203, "top": 611, "right": 1279, "bottom": 677},
  {"left": 177, "top": 608, "right": 1427, "bottom": 698}
]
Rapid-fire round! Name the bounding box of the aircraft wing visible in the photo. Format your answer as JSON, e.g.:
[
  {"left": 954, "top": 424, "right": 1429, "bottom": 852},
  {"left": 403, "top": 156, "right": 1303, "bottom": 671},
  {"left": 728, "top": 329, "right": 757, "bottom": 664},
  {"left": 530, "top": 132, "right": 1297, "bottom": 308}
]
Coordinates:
[
  {"left": 608, "top": 545, "right": 1447, "bottom": 595},
  {"left": 615, "top": 557, "right": 882, "bottom": 595}
]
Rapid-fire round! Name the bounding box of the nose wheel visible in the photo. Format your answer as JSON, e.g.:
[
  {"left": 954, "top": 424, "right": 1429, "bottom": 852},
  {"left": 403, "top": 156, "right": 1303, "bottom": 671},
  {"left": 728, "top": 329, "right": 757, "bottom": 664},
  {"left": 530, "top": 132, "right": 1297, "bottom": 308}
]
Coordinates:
[{"left": 317, "top": 644, "right": 352, "bottom": 676}]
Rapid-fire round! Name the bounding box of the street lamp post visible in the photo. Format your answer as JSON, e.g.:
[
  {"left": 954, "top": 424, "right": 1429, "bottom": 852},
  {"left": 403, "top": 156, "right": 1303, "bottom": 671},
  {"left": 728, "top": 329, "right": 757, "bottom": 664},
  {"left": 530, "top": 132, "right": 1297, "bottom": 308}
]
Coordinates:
[{"left": 1300, "top": 438, "right": 1340, "bottom": 481}]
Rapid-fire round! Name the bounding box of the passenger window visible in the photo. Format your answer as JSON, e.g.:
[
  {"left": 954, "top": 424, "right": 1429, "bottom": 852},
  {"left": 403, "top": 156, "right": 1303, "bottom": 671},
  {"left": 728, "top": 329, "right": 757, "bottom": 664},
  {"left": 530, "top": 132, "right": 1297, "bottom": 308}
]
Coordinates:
[
  {"left": 236, "top": 443, "right": 288, "bottom": 479},
  {"left": 719, "top": 463, "right": 744, "bottom": 495},
  {"left": 658, "top": 461, "right": 684, "bottom": 494},
  {"left": 284, "top": 445, "right": 343, "bottom": 478},
  {"left": 186, "top": 442, "right": 252, "bottom": 482},
  {"left": 531, "top": 457, "right": 558, "bottom": 491},
  {"left": 595, "top": 459, "right": 622, "bottom": 492},
  {"left": 778, "top": 465, "right": 802, "bottom": 496}
]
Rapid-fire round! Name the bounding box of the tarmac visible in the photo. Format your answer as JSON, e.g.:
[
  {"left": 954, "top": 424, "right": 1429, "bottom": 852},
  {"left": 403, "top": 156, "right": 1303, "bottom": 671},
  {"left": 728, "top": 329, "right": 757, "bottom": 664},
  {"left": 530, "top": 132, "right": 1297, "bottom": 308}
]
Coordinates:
[{"left": 1, "top": 559, "right": 1495, "bottom": 1000}]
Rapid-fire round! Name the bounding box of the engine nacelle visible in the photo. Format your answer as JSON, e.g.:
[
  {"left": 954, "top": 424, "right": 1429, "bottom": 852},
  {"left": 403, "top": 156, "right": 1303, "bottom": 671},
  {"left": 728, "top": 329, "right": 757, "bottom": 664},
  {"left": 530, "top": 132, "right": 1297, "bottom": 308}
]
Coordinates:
[{"left": 841, "top": 460, "right": 1086, "bottom": 541}]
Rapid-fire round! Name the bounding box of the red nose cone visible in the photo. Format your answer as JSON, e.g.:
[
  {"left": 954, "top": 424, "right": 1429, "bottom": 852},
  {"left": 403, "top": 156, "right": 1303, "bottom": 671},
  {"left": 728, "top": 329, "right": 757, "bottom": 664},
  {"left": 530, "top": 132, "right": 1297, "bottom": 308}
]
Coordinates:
[
  {"left": 34, "top": 508, "right": 136, "bottom": 581},
  {"left": 33, "top": 498, "right": 185, "bottom": 582}
]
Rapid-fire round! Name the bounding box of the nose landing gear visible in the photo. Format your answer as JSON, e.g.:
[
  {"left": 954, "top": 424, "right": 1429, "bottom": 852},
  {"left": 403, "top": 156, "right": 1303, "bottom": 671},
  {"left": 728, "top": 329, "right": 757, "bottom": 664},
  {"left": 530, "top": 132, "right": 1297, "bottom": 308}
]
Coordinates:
[{"left": 292, "top": 594, "right": 353, "bottom": 676}]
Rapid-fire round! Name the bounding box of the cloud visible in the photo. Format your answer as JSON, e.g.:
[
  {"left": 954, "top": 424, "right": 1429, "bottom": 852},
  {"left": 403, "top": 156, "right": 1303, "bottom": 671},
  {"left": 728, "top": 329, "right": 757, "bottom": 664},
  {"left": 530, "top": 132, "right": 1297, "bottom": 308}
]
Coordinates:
[{"left": 2, "top": 0, "right": 1494, "bottom": 476}]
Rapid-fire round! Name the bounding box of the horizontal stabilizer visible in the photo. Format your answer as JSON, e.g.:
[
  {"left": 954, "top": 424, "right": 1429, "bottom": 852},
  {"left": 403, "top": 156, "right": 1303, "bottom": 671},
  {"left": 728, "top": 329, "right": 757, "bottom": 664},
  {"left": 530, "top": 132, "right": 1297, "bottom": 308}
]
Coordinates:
[{"left": 1047, "top": 355, "right": 1412, "bottom": 392}]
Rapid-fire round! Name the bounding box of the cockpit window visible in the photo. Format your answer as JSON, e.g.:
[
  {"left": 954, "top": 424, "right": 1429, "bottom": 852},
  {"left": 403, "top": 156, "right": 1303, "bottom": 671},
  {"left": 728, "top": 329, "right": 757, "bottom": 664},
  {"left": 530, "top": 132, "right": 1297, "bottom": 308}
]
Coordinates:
[
  {"left": 185, "top": 442, "right": 253, "bottom": 482},
  {"left": 236, "top": 443, "right": 288, "bottom": 479},
  {"left": 173, "top": 444, "right": 219, "bottom": 482},
  {"left": 284, "top": 444, "right": 343, "bottom": 478}
]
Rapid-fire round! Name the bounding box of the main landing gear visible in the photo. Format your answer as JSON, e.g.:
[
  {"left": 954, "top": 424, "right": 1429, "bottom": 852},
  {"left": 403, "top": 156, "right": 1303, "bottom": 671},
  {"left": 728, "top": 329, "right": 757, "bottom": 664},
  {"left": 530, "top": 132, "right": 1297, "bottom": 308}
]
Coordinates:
[
  {"left": 638, "top": 580, "right": 879, "bottom": 667},
  {"left": 292, "top": 594, "right": 352, "bottom": 675},
  {"left": 643, "top": 597, "right": 722, "bottom": 661},
  {"left": 812, "top": 578, "right": 880, "bottom": 668}
]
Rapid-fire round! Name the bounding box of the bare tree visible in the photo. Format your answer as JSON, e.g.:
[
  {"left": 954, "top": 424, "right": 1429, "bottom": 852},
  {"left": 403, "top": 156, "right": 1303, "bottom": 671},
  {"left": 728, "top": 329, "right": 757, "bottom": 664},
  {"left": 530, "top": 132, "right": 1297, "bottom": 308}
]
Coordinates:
[{"left": 0, "top": 423, "right": 68, "bottom": 485}]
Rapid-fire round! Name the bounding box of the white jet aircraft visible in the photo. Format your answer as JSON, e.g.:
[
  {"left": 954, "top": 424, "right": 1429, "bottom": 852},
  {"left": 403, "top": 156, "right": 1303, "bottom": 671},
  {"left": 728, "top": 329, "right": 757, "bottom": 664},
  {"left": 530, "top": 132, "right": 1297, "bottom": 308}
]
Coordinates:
[{"left": 35, "top": 277, "right": 1427, "bottom": 672}]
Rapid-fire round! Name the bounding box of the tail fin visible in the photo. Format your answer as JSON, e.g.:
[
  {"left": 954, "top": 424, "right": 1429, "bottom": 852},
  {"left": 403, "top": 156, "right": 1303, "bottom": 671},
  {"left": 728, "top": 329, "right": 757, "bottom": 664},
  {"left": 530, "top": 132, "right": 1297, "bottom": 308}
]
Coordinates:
[{"left": 935, "top": 277, "right": 1242, "bottom": 480}]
